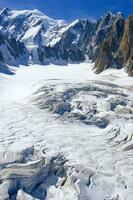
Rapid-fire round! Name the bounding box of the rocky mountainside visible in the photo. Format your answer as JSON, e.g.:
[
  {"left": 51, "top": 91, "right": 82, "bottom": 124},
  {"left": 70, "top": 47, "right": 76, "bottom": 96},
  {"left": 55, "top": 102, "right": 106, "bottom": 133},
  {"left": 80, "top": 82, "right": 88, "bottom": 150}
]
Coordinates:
[
  {"left": 37, "top": 19, "right": 96, "bottom": 64},
  {"left": 116, "top": 16, "right": 133, "bottom": 75},
  {"left": 0, "top": 33, "right": 28, "bottom": 74},
  {"left": 94, "top": 13, "right": 133, "bottom": 75},
  {"left": 94, "top": 12, "right": 125, "bottom": 73},
  {"left": 0, "top": 8, "right": 132, "bottom": 75}
]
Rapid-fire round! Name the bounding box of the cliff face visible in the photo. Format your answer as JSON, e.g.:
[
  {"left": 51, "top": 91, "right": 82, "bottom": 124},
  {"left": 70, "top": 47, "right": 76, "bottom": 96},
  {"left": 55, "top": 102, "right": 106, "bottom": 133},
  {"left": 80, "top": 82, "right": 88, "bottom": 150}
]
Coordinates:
[
  {"left": 94, "top": 13, "right": 125, "bottom": 73},
  {"left": 94, "top": 42, "right": 113, "bottom": 73},
  {"left": 87, "top": 13, "right": 124, "bottom": 60},
  {"left": 0, "top": 33, "right": 28, "bottom": 74},
  {"left": 116, "top": 16, "right": 133, "bottom": 75},
  {"left": 94, "top": 14, "right": 133, "bottom": 75}
]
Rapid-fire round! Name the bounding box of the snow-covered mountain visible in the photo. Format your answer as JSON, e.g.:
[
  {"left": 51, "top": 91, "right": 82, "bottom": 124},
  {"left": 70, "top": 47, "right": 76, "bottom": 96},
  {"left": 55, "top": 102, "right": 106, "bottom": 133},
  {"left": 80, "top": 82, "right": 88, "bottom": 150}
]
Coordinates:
[
  {"left": 1, "top": 8, "right": 133, "bottom": 200},
  {"left": 0, "top": 8, "right": 67, "bottom": 65},
  {"left": 0, "top": 8, "right": 133, "bottom": 75},
  {"left": 37, "top": 19, "right": 96, "bottom": 64},
  {"left": 0, "top": 8, "right": 66, "bottom": 47},
  {"left": 0, "top": 8, "right": 96, "bottom": 65}
]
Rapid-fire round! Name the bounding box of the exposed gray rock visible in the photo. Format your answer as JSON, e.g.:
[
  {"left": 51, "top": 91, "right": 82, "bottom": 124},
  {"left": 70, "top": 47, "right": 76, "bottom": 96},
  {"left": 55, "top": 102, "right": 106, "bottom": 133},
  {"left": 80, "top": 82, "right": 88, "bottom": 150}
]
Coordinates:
[
  {"left": 94, "top": 12, "right": 125, "bottom": 72},
  {"left": 0, "top": 33, "right": 28, "bottom": 74}
]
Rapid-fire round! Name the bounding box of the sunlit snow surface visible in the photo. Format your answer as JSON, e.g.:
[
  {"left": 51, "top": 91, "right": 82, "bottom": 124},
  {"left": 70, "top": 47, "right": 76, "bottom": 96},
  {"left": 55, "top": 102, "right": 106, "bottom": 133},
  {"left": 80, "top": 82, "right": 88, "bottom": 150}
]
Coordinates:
[{"left": 0, "top": 63, "right": 133, "bottom": 200}]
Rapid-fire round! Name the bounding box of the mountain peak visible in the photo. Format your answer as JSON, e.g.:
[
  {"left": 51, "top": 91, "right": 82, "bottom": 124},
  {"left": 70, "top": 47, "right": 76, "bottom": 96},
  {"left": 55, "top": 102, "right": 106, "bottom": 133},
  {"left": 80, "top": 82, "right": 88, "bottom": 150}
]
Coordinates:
[
  {"left": 115, "top": 12, "right": 124, "bottom": 19},
  {"left": 0, "top": 8, "right": 10, "bottom": 16},
  {"left": 9, "top": 9, "right": 52, "bottom": 21},
  {"left": 31, "top": 9, "right": 53, "bottom": 20},
  {"left": 101, "top": 12, "right": 114, "bottom": 19}
]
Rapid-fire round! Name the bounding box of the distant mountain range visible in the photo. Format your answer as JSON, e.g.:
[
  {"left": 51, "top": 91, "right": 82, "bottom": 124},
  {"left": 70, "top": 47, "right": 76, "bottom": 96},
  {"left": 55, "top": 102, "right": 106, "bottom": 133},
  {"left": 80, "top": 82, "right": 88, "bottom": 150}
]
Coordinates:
[{"left": 0, "top": 8, "right": 132, "bottom": 75}]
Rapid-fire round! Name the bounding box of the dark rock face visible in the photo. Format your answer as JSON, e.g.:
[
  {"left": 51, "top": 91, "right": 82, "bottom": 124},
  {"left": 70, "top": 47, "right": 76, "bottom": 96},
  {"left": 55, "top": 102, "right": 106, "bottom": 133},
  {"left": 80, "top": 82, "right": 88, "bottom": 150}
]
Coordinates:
[
  {"left": 0, "top": 50, "right": 4, "bottom": 62},
  {"left": 116, "top": 16, "right": 133, "bottom": 75},
  {"left": 37, "top": 45, "right": 85, "bottom": 64},
  {"left": 8, "top": 37, "right": 27, "bottom": 59},
  {"left": 94, "top": 13, "right": 133, "bottom": 75},
  {"left": 37, "top": 19, "right": 96, "bottom": 63},
  {"left": 0, "top": 33, "right": 28, "bottom": 64},
  {"left": 0, "top": 33, "right": 28, "bottom": 73},
  {"left": 94, "top": 13, "right": 125, "bottom": 73},
  {"left": 86, "top": 13, "right": 124, "bottom": 63},
  {"left": 94, "top": 41, "right": 113, "bottom": 73}
]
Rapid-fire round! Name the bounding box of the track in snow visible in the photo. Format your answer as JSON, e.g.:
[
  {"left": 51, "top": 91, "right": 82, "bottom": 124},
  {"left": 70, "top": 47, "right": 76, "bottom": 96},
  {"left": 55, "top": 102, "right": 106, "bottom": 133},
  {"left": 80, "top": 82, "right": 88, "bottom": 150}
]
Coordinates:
[{"left": 0, "top": 63, "right": 133, "bottom": 200}]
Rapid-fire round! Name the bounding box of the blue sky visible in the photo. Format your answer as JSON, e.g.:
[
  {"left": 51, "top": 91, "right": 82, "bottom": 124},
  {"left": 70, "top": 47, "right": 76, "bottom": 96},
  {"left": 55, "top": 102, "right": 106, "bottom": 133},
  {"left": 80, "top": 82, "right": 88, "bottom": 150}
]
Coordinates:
[{"left": 0, "top": 0, "right": 132, "bottom": 21}]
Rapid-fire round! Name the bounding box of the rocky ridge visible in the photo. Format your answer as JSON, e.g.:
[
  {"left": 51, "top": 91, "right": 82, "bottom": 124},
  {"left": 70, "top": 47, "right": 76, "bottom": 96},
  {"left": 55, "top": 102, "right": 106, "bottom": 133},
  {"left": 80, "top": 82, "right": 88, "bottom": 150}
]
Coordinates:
[{"left": 0, "top": 8, "right": 132, "bottom": 75}]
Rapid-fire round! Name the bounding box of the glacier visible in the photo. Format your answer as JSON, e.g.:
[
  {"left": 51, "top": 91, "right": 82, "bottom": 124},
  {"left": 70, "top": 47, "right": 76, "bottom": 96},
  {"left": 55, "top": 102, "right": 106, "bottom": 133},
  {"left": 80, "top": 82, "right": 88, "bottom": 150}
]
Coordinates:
[{"left": 0, "top": 63, "right": 133, "bottom": 200}]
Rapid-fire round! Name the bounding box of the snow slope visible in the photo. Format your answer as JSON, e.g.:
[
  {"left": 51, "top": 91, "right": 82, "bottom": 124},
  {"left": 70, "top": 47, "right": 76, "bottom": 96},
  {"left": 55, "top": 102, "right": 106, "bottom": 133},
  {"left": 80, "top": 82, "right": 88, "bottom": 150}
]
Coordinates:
[
  {"left": 0, "top": 8, "right": 66, "bottom": 47},
  {"left": 0, "top": 63, "right": 133, "bottom": 199},
  {"left": 0, "top": 8, "right": 97, "bottom": 65}
]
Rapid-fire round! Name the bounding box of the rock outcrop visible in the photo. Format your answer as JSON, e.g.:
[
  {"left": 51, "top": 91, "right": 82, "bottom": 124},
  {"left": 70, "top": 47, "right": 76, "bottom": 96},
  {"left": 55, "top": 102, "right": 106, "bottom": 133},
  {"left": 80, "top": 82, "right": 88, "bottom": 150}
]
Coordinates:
[
  {"left": 116, "top": 16, "right": 133, "bottom": 75},
  {"left": 94, "top": 13, "right": 133, "bottom": 75},
  {"left": 0, "top": 33, "right": 28, "bottom": 73},
  {"left": 94, "top": 41, "right": 113, "bottom": 73},
  {"left": 94, "top": 12, "right": 125, "bottom": 73}
]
